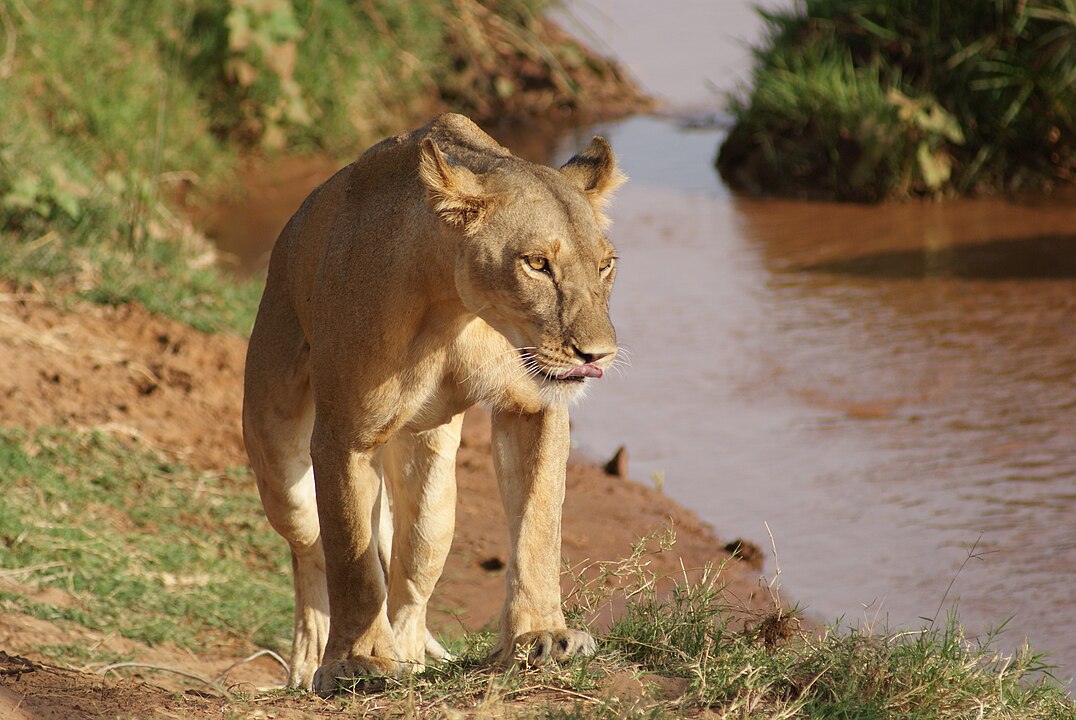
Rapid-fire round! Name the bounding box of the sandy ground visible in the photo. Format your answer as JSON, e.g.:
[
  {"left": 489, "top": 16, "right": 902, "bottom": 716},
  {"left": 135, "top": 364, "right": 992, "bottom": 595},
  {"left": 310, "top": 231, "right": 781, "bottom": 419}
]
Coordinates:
[{"left": 0, "top": 286, "right": 771, "bottom": 717}]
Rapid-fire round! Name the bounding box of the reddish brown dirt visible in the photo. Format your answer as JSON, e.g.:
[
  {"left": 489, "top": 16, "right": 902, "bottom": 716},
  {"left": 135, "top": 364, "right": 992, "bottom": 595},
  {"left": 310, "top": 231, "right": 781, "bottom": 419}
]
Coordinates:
[
  {"left": 0, "top": 291, "right": 245, "bottom": 470},
  {"left": 0, "top": 285, "right": 771, "bottom": 717}
]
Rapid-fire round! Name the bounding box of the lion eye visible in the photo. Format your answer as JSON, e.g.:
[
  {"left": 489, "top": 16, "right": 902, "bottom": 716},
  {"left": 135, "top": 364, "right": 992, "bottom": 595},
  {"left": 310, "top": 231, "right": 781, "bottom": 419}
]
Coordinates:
[
  {"left": 598, "top": 257, "right": 616, "bottom": 274},
  {"left": 525, "top": 256, "right": 551, "bottom": 274}
]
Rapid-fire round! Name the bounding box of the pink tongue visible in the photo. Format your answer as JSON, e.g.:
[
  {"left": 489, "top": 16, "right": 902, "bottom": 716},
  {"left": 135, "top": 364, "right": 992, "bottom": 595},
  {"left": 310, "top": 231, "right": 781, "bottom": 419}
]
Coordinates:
[{"left": 560, "top": 364, "right": 603, "bottom": 380}]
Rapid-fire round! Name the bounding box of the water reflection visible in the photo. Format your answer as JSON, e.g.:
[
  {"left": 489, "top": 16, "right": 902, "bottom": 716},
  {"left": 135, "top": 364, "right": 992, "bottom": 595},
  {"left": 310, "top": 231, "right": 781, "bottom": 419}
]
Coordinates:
[
  {"left": 799, "top": 235, "right": 1076, "bottom": 280},
  {"left": 199, "top": 156, "right": 341, "bottom": 277}
]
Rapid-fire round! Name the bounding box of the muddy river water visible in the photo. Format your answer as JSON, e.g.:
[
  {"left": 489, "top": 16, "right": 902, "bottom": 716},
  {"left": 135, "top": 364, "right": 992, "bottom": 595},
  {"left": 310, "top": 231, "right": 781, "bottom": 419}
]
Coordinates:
[
  {"left": 564, "top": 118, "right": 1076, "bottom": 686},
  {"left": 208, "top": 1, "right": 1076, "bottom": 687}
]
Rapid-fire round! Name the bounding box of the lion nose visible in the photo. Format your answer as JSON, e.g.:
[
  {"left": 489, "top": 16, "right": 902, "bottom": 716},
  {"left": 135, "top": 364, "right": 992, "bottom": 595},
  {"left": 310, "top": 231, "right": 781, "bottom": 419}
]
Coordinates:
[{"left": 572, "top": 345, "right": 614, "bottom": 364}]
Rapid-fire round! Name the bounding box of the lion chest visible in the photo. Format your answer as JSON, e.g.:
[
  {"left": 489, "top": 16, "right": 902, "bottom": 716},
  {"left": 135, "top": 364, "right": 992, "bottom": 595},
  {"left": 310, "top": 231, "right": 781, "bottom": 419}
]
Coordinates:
[{"left": 318, "top": 310, "right": 545, "bottom": 441}]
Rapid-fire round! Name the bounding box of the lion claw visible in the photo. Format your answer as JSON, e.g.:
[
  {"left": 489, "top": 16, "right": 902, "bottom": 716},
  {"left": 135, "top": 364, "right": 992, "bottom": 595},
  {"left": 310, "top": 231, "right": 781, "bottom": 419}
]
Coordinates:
[
  {"left": 511, "top": 629, "right": 596, "bottom": 666},
  {"left": 311, "top": 655, "right": 401, "bottom": 696}
]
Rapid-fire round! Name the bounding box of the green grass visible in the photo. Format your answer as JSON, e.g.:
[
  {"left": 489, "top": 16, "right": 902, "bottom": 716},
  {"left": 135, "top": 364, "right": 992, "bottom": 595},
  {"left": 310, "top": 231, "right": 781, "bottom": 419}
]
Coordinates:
[
  {"left": 559, "top": 533, "right": 1074, "bottom": 718},
  {"left": 0, "top": 227, "right": 265, "bottom": 335},
  {"left": 718, "top": 0, "right": 1076, "bottom": 201},
  {"left": 0, "top": 0, "right": 271, "bottom": 334},
  {"left": 0, "top": 429, "right": 1071, "bottom": 717},
  {"left": 0, "top": 428, "right": 293, "bottom": 652}
]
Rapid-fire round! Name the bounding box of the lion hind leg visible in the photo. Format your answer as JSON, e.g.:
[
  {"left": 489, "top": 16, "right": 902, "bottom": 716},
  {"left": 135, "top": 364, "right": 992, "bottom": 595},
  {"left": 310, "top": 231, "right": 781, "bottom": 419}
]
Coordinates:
[
  {"left": 425, "top": 630, "right": 454, "bottom": 661},
  {"left": 252, "top": 446, "right": 328, "bottom": 688},
  {"left": 243, "top": 334, "right": 325, "bottom": 687}
]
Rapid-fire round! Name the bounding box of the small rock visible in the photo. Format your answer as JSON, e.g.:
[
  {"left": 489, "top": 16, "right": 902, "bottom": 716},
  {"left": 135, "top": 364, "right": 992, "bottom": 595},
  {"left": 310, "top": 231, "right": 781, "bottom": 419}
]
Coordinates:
[
  {"left": 602, "top": 445, "right": 628, "bottom": 477},
  {"left": 724, "top": 538, "right": 764, "bottom": 569}
]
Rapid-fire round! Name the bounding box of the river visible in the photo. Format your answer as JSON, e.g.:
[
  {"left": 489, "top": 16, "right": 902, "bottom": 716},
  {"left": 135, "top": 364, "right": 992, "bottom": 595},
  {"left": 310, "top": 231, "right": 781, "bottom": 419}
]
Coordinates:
[
  {"left": 558, "top": 0, "right": 1076, "bottom": 688},
  {"left": 207, "top": 0, "right": 1076, "bottom": 688}
]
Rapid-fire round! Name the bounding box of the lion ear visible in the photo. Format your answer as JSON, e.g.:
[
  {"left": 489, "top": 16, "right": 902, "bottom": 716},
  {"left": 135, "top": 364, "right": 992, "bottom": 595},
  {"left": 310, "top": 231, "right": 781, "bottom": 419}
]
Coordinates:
[
  {"left": 418, "top": 138, "right": 493, "bottom": 234},
  {"left": 559, "top": 136, "right": 626, "bottom": 229}
]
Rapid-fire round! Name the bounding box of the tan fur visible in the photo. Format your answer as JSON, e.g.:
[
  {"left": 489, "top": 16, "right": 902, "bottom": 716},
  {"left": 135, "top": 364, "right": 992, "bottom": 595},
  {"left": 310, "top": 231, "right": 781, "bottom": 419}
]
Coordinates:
[{"left": 243, "top": 114, "right": 622, "bottom": 693}]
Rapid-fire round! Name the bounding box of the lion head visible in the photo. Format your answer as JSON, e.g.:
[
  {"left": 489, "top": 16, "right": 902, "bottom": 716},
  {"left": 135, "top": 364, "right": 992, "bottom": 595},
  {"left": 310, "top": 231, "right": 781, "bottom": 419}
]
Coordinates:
[{"left": 418, "top": 133, "right": 625, "bottom": 405}]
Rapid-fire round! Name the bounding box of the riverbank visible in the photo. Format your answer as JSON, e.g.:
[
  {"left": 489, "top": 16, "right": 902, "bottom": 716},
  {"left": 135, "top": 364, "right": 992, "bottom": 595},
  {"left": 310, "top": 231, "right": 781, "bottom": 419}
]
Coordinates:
[{"left": 2, "top": 2, "right": 1073, "bottom": 715}]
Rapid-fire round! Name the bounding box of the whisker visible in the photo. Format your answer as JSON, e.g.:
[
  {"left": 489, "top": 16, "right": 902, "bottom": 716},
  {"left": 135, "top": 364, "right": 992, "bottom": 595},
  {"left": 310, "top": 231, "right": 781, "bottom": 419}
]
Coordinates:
[
  {"left": 463, "top": 340, "right": 608, "bottom": 408},
  {"left": 463, "top": 343, "right": 554, "bottom": 407},
  {"left": 461, "top": 345, "right": 536, "bottom": 385}
]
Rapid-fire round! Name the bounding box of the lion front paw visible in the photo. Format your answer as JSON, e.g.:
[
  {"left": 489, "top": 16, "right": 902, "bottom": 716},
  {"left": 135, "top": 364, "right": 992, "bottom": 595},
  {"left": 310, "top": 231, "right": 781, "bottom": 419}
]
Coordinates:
[
  {"left": 311, "top": 655, "right": 401, "bottom": 696},
  {"left": 496, "top": 629, "right": 596, "bottom": 667}
]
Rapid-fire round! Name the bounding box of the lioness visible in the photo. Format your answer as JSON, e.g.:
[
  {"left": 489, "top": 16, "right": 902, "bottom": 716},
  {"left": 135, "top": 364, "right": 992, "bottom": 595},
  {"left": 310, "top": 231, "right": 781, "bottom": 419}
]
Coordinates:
[{"left": 243, "top": 113, "right": 623, "bottom": 693}]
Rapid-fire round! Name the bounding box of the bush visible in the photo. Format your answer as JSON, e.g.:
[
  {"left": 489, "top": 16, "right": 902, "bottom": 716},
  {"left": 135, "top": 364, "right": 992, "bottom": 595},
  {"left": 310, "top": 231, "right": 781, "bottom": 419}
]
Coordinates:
[{"left": 717, "top": 0, "right": 1076, "bottom": 200}]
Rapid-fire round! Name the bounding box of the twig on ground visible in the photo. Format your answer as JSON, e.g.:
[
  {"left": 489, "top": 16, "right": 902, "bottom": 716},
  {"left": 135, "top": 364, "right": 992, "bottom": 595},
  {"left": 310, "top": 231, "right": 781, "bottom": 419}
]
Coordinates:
[
  {"left": 506, "top": 683, "right": 601, "bottom": 704},
  {"left": 97, "top": 661, "right": 235, "bottom": 700},
  {"left": 213, "top": 648, "right": 290, "bottom": 686}
]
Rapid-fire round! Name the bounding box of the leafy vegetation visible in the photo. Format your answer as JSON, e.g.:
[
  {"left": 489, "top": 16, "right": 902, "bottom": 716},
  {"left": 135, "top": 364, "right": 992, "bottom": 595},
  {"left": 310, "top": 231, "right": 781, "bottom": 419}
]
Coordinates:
[
  {"left": 717, "top": 0, "right": 1076, "bottom": 201},
  {"left": 2, "top": 429, "right": 1071, "bottom": 717},
  {"left": 0, "top": 0, "right": 639, "bottom": 334}
]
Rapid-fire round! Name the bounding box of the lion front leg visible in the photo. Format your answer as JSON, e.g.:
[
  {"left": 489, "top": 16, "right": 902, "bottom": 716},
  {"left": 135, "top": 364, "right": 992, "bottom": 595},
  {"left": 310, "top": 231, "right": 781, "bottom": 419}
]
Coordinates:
[
  {"left": 488, "top": 406, "right": 596, "bottom": 666},
  {"left": 382, "top": 415, "right": 463, "bottom": 667},
  {"left": 309, "top": 427, "right": 403, "bottom": 695}
]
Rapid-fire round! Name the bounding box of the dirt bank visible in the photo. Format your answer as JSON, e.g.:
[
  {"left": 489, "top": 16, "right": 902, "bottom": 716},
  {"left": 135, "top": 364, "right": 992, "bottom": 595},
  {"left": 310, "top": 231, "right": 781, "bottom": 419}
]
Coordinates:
[{"left": 0, "top": 285, "right": 773, "bottom": 717}]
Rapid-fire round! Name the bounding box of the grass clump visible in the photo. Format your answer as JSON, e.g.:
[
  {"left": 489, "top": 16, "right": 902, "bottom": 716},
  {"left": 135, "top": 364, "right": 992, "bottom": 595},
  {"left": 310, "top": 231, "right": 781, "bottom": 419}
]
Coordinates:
[
  {"left": 0, "top": 427, "right": 293, "bottom": 654},
  {"left": 327, "top": 535, "right": 1074, "bottom": 718},
  {"left": 717, "top": 0, "right": 1076, "bottom": 201},
  {"left": 0, "top": 1, "right": 269, "bottom": 334},
  {"left": 560, "top": 532, "right": 1073, "bottom": 719}
]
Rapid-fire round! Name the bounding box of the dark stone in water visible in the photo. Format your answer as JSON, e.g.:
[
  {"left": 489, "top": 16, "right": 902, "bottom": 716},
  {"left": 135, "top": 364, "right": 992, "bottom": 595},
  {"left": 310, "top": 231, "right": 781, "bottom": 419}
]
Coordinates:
[{"left": 724, "top": 538, "right": 764, "bottom": 570}]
